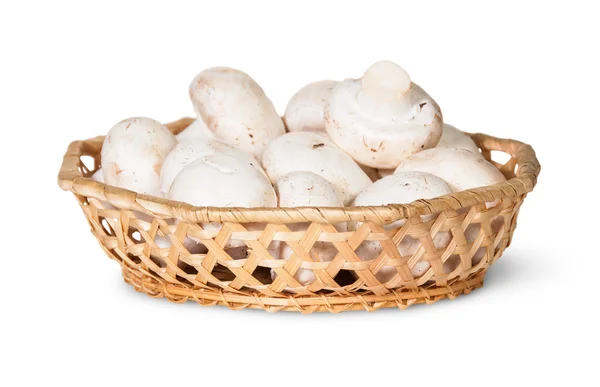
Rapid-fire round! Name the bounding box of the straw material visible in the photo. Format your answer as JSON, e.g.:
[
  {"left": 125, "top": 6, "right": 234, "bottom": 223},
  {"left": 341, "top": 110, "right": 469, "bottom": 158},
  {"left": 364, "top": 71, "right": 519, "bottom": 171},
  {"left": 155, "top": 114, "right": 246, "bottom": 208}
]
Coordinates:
[{"left": 58, "top": 117, "right": 540, "bottom": 313}]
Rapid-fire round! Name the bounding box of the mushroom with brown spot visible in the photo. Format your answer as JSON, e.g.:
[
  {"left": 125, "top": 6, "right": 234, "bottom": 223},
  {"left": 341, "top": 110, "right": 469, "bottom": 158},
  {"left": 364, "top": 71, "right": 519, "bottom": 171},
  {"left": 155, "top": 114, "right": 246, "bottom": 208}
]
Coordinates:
[
  {"left": 189, "top": 67, "right": 285, "bottom": 159},
  {"left": 261, "top": 131, "right": 371, "bottom": 204},
  {"left": 324, "top": 60, "right": 443, "bottom": 169},
  {"left": 394, "top": 147, "right": 506, "bottom": 192},
  {"left": 160, "top": 137, "right": 266, "bottom": 196},
  {"left": 101, "top": 117, "right": 177, "bottom": 197}
]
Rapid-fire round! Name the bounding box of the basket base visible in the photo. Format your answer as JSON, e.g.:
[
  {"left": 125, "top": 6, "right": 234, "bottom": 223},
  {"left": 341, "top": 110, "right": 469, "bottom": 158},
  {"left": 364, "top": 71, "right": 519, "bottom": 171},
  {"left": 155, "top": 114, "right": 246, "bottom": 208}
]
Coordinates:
[{"left": 121, "top": 264, "right": 486, "bottom": 313}]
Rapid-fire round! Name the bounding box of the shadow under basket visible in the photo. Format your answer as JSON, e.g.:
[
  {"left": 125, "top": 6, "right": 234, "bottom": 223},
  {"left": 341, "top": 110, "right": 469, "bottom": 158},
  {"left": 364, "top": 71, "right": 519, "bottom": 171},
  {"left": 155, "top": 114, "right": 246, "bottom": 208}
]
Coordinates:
[{"left": 57, "top": 118, "right": 540, "bottom": 313}]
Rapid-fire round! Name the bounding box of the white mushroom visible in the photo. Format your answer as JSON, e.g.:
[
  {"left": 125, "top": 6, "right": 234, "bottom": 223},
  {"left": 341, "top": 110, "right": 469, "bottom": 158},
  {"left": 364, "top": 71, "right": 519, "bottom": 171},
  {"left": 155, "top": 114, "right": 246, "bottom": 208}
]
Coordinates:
[
  {"left": 353, "top": 171, "right": 453, "bottom": 282},
  {"left": 261, "top": 132, "right": 371, "bottom": 204},
  {"left": 189, "top": 67, "right": 285, "bottom": 159},
  {"left": 306, "top": 128, "right": 379, "bottom": 182},
  {"left": 168, "top": 153, "right": 277, "bottom": 252},
  {"left": 283, "top": 80, "right": 339, "bottom": 133},
  {"left": 325, "top": 60, "right": 443, "bottom": 169},
  {"left": 160, "top": 137, "right": 266, "bottom": 196},
  {"left": 394, "top": 148, "right": 507, "bottom": 192},
  {"left": 273, "top": 171, "right": 346, "bottom": 286},
  {"left": 101, "top": 117, "right": 177, "bottom": 197},
  {"left": 436, "top": 123, "right": 480, "bottom": 153},
  {"left": 168, "top": 153, "right": 277, "bottom": 208},
  {"left": 394, "top": 148, "right": 507, "bottom": 257},
  {"left": 277, "top": 171, "right": 342, "bottom": 207}
]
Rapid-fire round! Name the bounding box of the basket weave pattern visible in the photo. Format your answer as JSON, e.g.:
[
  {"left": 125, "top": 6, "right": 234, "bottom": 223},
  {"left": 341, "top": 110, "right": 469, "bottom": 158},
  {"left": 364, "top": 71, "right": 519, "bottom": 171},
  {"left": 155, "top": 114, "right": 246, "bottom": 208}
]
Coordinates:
[{"left": 58, "top": 118, "right": 540, "bottom": 313}]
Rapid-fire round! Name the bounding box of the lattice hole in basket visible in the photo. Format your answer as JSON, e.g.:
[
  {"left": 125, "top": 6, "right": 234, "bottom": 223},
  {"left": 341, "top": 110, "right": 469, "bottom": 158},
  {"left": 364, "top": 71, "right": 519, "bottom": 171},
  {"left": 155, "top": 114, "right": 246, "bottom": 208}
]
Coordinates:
[
  {"left": 129, "top": 230, "right": 143, "bottom": 243},
  {"left": 490, "top": 150, "right": 511, "bottom": 165},
  {"left": 483, "top": 149, "right": 518, "bottom": 179},
  {"left": 78, "top": 155, "right": 96, "bottom": 176},
  {"left": 100, "top": 217, "right": 115, "bottom": 236}
]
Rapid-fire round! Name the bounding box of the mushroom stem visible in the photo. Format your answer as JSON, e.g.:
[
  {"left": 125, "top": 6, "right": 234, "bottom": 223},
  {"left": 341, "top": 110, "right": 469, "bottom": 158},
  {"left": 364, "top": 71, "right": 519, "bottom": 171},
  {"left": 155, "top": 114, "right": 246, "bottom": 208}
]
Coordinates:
[{"left": 357, "top": 60, "right": 413, "bottom": 119}]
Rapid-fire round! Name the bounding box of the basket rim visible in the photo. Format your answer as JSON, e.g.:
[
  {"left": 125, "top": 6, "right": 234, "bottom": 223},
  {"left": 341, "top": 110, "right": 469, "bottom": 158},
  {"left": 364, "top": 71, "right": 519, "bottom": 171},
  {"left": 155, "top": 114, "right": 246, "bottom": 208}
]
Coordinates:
[{"left": 57, "top": 117, "right": 541, "bottom": 224}]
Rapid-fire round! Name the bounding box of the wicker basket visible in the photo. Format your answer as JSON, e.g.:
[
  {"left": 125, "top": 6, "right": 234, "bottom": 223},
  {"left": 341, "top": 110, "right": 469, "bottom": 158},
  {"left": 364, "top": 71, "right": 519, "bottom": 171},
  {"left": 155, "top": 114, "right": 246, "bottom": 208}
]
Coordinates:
[{"left": 57, "top": 117, "right": 540, "bottom": 313}]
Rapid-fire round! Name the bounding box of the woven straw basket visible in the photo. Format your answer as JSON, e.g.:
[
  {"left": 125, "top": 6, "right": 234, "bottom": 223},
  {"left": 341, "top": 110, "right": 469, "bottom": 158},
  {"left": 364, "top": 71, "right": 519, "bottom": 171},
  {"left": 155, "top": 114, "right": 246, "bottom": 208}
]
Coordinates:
[{"left": 58, "top": 117, "right": 540, "bottom": 313}]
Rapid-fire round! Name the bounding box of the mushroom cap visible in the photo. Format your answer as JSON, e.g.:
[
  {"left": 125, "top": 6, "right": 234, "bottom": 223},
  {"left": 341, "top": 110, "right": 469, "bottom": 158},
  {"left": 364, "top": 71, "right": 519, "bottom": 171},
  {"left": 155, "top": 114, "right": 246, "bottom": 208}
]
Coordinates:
[
  {"left": 168, "top": 153, "right": 276, "bottom": 251},
  {"left": 101, "top": 117, "right": 177, "bottom": 197},
  {"left": 394, "top": 148, "right": 507, "bottom": 192},
  {"left": 325, "top": 62, "right": 443, "bottom": 169},
  {"left": 175, "top": 117, "right": 214, "bottom": 142},
  {"left": 189, "top": 66, "right": 285, "bottom": 159},
  {"left": 276, "top": 171, "right": 343, "bottom": 207},
  {"left": 283, "top": 80, "right": 339, "bottom": 132},
  {"left": 261, "top": 131, "right": 372, "bottom": 204},
  {"left": 294, "top": 128, "right": 379, "bottom": 182},
  {"left": 436, "top": 123, "right": 480, "bottom": 153},
  {"left": 326, "top": 80, "right": 443, "bottom": 169},
  {"left": 160, "top": 137, "right": 265, "bottom": 195},
  {"left": 168, "top": 153, "right": 277, "bottom": 208},
  {"left": 354, "top": 171, "right": 452, "bottom": 207}
]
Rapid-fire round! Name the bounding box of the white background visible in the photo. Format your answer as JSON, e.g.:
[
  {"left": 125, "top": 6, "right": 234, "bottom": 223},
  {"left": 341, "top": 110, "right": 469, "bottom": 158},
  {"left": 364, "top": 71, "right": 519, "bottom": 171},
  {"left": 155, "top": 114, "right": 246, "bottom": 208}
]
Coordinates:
[{"left": 1, "top": 1, "right": 598, "bottom": 386}]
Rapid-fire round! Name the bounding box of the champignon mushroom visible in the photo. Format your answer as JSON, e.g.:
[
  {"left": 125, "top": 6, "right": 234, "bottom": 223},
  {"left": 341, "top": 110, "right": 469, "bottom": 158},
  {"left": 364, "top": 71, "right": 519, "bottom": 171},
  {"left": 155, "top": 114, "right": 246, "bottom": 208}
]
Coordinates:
[
  {"left": 306, "top": 127, "right": 379, "bottom": 182},
  {"left": 353, "top": 171, "right": 453, "bottom": 282},
  {"left": 261, "top": 131, "right": 371, "bottom": 204},
  {"left": 273, "top": 171, "right": 346, "bottom": 286},
  {"left": 324, "top": 60, "right": 443, "bottom": 169},
  {"left": 168, "top": 153, "right": 277, "bottom": 252},
  {"left": 168, "top": 154, "right": 277, "bottom": 207},
  {"left": 101, "top": 117, "right": 177, "bottom": 197},
  {"left": 436, "top": 123, "right": 479, "bottom": 153},
  {"left": 160, "top": 137, "right": 266, "bottom": 196},
  {"left": 283, "top": 80, "right": 339, "bottom": 133},
  {"left": 189, "top": 67, "right": 285, "bottom": 159},
  {"left": 394, "top": 148, "right": 506, "bottom": 192}
]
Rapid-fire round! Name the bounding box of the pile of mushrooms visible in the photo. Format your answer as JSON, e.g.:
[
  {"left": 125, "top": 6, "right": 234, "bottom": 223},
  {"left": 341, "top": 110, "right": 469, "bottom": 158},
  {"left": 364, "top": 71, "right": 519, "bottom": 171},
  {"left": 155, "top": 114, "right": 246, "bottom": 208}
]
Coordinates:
[{"left": 95, "top": 61, "right": 507, "bottom": 287}]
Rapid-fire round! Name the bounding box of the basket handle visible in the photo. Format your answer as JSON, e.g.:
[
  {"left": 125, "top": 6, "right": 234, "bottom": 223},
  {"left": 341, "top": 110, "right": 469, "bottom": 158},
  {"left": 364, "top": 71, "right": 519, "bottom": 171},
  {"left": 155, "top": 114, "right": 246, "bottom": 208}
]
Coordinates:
[{"left": 470, "top": 132, "right": 541, "bottom": 186}]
